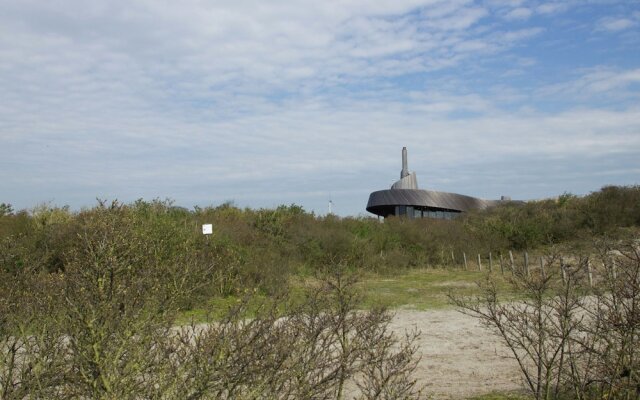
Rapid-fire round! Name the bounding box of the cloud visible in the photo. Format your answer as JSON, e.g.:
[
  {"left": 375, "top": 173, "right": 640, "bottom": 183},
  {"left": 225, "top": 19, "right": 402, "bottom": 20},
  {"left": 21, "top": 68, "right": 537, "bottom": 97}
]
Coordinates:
[
  {"left": 504, "top": 7, "right": 533, "bottom": 20},
  {"left": 535, "top": 3, "right": 569, "bottom": 15},
  {"left": 499, "top": 27, "right": 544, "bottom": 42},
  {"left": 3, "top": 81, "right": 639, "bottom": 213},
  {"left": 485, "top": 0, "right": 525, "bottom": 7},
  {"left": 597, "top": 17, "right": 636, "bottom": 32},
  {"left": 537, "top": 68, "right": 640, "bottom": 101},
  {"left": 0, "top": 0, "right": 546, "bottom": 140},
  {"left": 0, "top": 0, "right": 639, "bottom": 214},
  {"left": 0, "top": 0, "right": 547, "bottom": 100}
]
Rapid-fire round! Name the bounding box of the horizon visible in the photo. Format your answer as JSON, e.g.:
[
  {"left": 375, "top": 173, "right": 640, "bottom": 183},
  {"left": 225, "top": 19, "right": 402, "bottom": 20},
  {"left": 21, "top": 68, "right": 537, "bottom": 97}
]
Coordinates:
[
  {"left": 1, "top": 1, "right": 639, "bottom": 216},
  {"left": 3, "top": 183, "right": 634, "bottom": 218}
]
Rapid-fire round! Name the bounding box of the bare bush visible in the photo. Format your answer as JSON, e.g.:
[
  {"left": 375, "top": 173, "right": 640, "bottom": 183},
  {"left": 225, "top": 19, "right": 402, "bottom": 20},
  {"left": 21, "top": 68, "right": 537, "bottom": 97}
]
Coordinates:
[
  {"left": 451, "top": 241, "right": 640, "bottom": 400},
  {"left": 574, "top": 242, "right": 640, "bottom": 399},
  {"left": 156, "top": 270, "right": 423, "bottom": 400}
]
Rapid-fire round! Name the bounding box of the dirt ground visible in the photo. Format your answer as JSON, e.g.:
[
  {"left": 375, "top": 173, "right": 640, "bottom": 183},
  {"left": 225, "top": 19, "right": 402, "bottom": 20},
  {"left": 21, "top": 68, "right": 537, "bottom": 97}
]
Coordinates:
[{"left": 390, "top": 308, "right": 523, "bottom": 399}]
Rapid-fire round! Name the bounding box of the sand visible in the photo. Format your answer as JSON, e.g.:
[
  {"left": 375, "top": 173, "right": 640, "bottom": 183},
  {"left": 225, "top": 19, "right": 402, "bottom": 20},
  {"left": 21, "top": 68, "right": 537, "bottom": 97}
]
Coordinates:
[{"left": 389, "top": 308, "right": 523, "bottom": 399}]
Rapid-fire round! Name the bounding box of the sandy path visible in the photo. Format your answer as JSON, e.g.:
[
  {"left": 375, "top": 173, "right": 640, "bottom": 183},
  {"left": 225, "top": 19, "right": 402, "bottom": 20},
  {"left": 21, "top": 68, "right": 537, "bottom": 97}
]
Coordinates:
[{"left": 390, "top": 309, "right": 523, "bottom": 399}]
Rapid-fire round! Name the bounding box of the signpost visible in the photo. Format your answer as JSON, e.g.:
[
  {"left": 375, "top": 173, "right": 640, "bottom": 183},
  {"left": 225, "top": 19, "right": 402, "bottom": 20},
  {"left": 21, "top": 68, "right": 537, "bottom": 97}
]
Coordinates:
[{"left": 202, "top": 224, "right": 213, "bottom": 235}]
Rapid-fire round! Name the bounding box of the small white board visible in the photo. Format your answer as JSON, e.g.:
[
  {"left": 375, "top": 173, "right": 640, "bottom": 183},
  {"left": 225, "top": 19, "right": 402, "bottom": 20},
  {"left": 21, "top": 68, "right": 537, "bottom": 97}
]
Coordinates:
[{"left": 202, "top": 224, "right": 213, "bottom": 235}]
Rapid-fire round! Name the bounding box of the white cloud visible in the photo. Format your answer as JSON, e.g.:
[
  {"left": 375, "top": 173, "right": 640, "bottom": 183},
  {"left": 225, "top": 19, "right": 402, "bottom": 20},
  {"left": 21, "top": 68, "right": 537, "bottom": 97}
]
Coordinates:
[
  {"left": 0, "top": 0, "right": 522, "bottom": 102},
  {"left": 597, "top": 17, "right": 636, "bottom": 32},
  {"left": 504, "top": 7, "right": 533, "bottom": 20},
  {"left": 535, "top": 3, "right": 569, "bottom": 15},
  {"left": 499, "top": 27, "right": 544, "bottom": 42},
  {"left": 538, "top": 68, "right": 640, "bottom": 99},
  {"left": 486, "top": 0, "right": 525, "bottom": 7},
  {"left": 0, "top": 0, "right": 639, "bottom": 214},
  {"left": 422, "top": 5, "right": 488, "bottom": 30},
  {"left": 0, "top": 0, "right": 544, "bottom": 136}
]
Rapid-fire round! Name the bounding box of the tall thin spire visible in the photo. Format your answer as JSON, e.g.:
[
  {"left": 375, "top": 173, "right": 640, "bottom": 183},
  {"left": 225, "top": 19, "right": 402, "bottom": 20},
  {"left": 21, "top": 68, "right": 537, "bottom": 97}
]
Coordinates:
[
  {"left": 391, "top": 147, "right": 418, "bottom": 190},
  {"left": 400, "top": 146, "right": 409, "bottom": 179}
]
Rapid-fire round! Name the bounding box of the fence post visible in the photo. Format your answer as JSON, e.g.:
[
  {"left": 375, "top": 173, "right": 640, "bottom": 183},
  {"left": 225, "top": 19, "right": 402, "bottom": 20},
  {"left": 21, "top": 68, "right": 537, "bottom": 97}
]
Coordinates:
[
  {"left": 606, "top": 255, "right": 617, "bottom": 280},
  {"left": 509, "top": 251, "right": 515, "bottom": 276},
  {"left": 489, "top": 252, "right": 493, "bottom": 272},
  {"left": 612, "top": 257, "right": 617, "bottom": 280},
  {"left": 560, "top": 256, "right": 567, "bottom": 284},
  {"left": 477, "top": 254, "right": 482, "bottom": 271},
  {"left": 451, "top": 250, "right": 456, "bottom": 267},
  {"left": 540, "top": 256, "right": 545, "bottom": 279},
  {"left": 524, "top": 252, "right": 530, "bottom": 277},
  {"left": 500, "top": 254, "right": 504, "bottom": 275},
  {"left": 587, "top": 258, "right": 593, "bottom": 287},
  {"left": 463, "top": 252, "right": 468, "bottom": 270}
]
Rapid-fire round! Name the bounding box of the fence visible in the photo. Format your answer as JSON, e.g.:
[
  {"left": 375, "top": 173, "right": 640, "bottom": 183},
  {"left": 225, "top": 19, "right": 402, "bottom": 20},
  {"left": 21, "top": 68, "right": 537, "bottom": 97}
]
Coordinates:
[{"left": 447, "top": 249, "right": 618, "bottom": 287}]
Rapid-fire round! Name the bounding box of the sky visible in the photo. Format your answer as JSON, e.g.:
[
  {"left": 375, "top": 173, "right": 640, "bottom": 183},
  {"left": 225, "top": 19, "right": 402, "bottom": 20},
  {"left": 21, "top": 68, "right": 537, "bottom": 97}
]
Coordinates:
[{"left": 1, "top": 0, "right": 639, "bottom": 216}]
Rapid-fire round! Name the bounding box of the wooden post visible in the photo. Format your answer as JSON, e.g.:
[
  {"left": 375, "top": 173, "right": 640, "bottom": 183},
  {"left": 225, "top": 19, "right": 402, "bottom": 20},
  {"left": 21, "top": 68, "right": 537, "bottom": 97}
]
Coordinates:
[
  {"left": 524, "top": 252, "right": 530, "bottom": 277},
  {"left": 477, "top": 254, "right": 482, "bottom": 271},
  {"left": 463, "top": 252, "right": 468, "bottom": 270},
  {"left": 500, "top": 254, "right": 504, "bottom": 275},
  {"left": 606, "top": 255, "right": 617, "bottom": 281},
  {"left": 612, "top": 257, "right": 617, "bottom": 280},
  {"left": 451, "top": 251, "right": 456, "bottom": 267},
  {"left": 509, "top": 251, "right": 515, "bottom": 276},
  {"left": 489, "top": 252, "right": 494, "bottom": 272},
  {"left": 540, "top": 256, "right": 545, "bottom": 279},
  {"left": 560, "top": 256, "right": 567, "bottom": 284},
  {"left": 587, "top": 258, "right": 593, "bottom": 287}
]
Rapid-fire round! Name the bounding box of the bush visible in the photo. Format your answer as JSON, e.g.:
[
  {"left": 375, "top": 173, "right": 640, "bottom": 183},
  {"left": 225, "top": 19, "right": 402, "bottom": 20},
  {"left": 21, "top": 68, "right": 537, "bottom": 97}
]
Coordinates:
[
  {"left": 1, "top": 253, "right": 424, "bottom": 398},
  {"left": 451, "top": 240, "right": 640, "bottom": 400}
]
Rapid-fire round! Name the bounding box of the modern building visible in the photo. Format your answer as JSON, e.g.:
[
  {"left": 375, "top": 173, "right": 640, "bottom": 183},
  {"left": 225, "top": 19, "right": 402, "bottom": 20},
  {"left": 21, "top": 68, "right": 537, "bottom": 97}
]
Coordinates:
[{"left": 366, "top": 147, "right": 507, "bottom": 219}]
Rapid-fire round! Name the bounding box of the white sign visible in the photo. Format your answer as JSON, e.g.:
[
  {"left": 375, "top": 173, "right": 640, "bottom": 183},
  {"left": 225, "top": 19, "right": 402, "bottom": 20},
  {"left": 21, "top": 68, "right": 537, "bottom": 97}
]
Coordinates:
[{"left": 202, "top": 224, "right": 213, "bottom": 235}]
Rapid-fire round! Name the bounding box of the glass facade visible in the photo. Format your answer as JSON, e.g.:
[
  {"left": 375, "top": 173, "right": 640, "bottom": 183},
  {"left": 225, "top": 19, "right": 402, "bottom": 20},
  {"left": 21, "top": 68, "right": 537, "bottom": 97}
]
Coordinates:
[{"left": 392, "top": 207, "right": 460, "bottom": 220}]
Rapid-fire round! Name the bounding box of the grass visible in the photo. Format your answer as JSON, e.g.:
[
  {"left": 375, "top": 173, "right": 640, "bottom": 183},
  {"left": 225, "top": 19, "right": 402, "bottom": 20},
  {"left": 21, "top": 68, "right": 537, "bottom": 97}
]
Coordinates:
[
  {"left": 358, "top": 267, "right": 518, "bottom": 310},
  {"left": 177, "top": 266, "right": 522, "bottom": 323},
  {"left": 178, "top": 296, "right": 244, "bottom": 323},
  {"left": 177, "top": 289, "right": 281, "bottom": 324}
]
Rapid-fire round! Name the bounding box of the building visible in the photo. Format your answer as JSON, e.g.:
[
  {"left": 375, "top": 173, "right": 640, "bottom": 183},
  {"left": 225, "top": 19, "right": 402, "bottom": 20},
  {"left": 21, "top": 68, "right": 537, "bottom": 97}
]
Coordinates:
[{"left": 366, "top": 147, "right": 507, "bottom": 219}]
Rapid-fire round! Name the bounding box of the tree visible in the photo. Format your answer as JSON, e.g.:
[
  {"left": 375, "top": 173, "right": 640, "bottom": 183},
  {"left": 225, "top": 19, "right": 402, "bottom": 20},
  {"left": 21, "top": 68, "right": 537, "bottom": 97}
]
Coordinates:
[{"left": 0, "top": 203, "right": 13, "bottom": 217}]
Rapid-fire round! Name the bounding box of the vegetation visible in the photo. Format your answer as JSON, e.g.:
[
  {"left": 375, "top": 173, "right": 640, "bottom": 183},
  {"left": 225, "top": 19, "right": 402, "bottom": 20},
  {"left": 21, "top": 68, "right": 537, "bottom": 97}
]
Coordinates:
[
  {"left": 451, "top": 241, "right": 640, "bottom": 400},
  {"left": 0, "top": 203, "right": 422, "bottom": 399},
  {"left": 3, "top": 185, "right": 639, "bottom": 295},
  {"left": 0, "top": 185, "right": 639, "bottom": 399}
]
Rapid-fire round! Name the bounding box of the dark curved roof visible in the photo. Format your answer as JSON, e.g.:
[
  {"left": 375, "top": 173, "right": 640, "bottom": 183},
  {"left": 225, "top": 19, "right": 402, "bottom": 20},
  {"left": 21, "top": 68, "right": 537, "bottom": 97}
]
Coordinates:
[
  {"left": 366, "top": 147, "right": 509, "bottom": 218},
  {"left": 366, "top": 189, "right": 498, "bottom": 217}
]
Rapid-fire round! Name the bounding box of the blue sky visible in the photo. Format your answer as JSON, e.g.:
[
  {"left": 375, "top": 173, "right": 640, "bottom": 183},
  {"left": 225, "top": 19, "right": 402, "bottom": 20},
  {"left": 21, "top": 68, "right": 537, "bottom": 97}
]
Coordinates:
[{"left": 1, "top": 0, "right": 639, "bottom": 216}]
